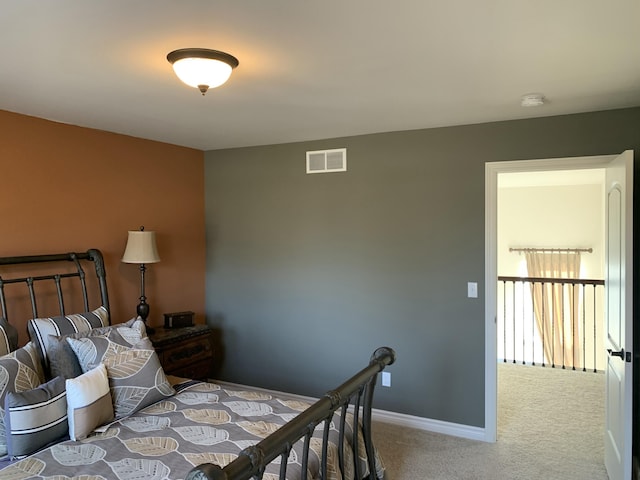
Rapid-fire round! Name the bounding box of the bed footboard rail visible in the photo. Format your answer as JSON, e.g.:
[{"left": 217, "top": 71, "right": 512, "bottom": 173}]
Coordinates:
[{"left": 187, "top": 346, "right": 396, "bottom": 480}]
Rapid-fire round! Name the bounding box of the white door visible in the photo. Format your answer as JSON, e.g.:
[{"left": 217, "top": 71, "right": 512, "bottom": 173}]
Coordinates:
[{"left": 604, "top": 150, "right": 633, "bottom": 480}]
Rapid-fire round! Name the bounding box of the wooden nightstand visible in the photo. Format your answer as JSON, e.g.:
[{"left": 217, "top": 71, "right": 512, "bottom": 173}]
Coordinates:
[{"left": 149, "top": 325, "right": 215, "bottom": 380}]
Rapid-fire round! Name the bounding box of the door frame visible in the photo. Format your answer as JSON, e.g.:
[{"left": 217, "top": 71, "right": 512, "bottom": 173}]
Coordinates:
[{"left": 484, "top": 154, "right": 617, "bottom": 442}]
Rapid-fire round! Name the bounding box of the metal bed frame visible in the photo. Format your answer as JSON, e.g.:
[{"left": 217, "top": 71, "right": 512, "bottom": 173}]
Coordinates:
[
  {"left": 0, "top": 249, "right": 110, "bottom": 324},
  {"left": 0, "top": 249, "right": 395, "bottom": 480},
  {"left": 187, "top": 346, "right": 396, "bottom": 480}
]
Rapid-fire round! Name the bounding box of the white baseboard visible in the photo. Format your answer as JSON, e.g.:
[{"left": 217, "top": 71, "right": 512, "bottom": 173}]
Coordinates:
[
  {"left": 211, "top": 378, "right": 488, "bottom": 443},
  {"left": 371, "top": 408, "right": 488, "bottom": 442}
]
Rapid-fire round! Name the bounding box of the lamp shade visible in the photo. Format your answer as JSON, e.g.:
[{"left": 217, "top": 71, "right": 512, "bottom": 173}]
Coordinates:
[
  {"left": 122, "top": 230, "right": 160, "bottom": 264},
  {"left": 167, "top": 48, "right": 239, "bottom": 95}
]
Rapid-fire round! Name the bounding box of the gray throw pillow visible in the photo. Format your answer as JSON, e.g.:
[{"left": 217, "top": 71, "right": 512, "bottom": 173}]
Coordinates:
[
  {"left": 67, "top": 336, "right": 174, "bottom": 419},
  {"left": 46, "top": 316, "right": 145, "bottom": 380}
]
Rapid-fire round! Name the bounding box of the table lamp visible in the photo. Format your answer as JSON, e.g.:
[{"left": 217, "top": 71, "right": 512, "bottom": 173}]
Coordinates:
[{"left": 122, "top": 226, "right": 160, "bottom": 333}]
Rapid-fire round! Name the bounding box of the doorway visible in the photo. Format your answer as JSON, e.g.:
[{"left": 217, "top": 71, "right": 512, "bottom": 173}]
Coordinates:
[
  {"left": 496, "top": 167, "right": 607, "bottom": 474},
  {"left": 485, "top": 153, "right": 618, "bottom": 443},
  {"left": 486, "top": 152, "right": 634, "bottom": 480},
  {"left": 496, "top": 169, "right": 606, "bottom": 369}
]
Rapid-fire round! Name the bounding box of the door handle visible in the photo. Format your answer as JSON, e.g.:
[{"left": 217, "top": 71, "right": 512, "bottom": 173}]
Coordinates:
[{"left": 607, "top": 348, "right": 625, "bottom": 359}]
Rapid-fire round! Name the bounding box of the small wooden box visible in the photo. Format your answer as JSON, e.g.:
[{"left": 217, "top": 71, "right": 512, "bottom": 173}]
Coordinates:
[{"left": 163, "top": 311, "right": 194, "bottom": 328}]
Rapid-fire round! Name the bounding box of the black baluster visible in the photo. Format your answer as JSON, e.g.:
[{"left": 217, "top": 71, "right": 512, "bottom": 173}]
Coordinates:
[
  {"left": 503, "top": 280, "right": 507, "bottom": 363},
  {"left": 531, "top": 281, "right": 536, "bottom": 366},
  {"left": 561, "top": 282, "right": 566, "bottom": 369},
  {"left": 551, "top": 282, "right": 556, "bottom": 368},
  {"left": 512, "top": 280, "right": 516, "bottom": 364},
  {"left": 593, "top": 284, "right": 597, "bottom": 373},
  {"left": 541, "top": 282, "right": 546, "bottom": 367},
  {"left": 521, "top": 280, "right": 526, "bottom": 365},
  {"left": 581, "top": 283, "right": 586, "bottom": 372}
]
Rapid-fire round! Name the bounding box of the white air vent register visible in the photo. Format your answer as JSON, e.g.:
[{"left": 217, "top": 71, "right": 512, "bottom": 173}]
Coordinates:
[{"left": 306, "top": 148, "right": 346, "bottom": 174}]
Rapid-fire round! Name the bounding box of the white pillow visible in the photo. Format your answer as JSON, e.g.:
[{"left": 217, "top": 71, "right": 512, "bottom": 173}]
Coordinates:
[{"left": 65, "top": 363, "right": 114, "bottom": 441}]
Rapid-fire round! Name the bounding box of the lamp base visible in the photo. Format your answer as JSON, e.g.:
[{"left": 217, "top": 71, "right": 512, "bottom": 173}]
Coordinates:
[
  {"left": 136, "top": 299, "right": 154, "bottom": 335},
  {"left": 136, "top": 300, "right": 150, "bottom": 321}
]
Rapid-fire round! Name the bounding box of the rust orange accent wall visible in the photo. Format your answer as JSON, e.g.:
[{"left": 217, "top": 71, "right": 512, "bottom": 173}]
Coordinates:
[{"left": 0, "top": 109, "right": 205, "bottom": 344}]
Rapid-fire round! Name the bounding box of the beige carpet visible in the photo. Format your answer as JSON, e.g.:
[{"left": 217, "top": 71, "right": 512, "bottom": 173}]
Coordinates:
[{"left": 372, "top": 363, "right": 608, "bottom": 479}]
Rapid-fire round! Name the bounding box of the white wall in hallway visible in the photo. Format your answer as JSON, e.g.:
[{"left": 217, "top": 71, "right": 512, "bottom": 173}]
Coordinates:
[{"left": 497, "top": 173, "right": 605, "bottom": 369}]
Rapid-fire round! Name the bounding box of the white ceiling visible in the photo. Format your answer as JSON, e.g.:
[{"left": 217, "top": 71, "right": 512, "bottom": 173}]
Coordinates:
[{"left": 2, "top": 1, "right": 639, "bottom": 151}]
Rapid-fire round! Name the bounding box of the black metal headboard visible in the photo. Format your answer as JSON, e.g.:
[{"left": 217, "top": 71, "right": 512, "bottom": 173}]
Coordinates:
[{"left": 0, "top": 249, "right": 110, "bottom": 324}]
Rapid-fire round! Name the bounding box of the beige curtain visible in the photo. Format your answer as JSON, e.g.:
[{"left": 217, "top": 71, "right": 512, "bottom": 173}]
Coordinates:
[{"left": 525, "top": 251, "right": 581, "bottom": 368}]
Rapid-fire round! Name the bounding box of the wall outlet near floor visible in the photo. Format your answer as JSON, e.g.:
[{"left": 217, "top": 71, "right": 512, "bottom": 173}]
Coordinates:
[{"left": 381, "top": 371, "right": 391, "bottom": 387}]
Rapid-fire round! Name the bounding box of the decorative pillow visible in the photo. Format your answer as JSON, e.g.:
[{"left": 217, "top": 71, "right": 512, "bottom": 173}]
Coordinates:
[
  {"left": 5, "top": 376, "right": 67, "bottom": 458},
  {"left": 0, "top": 318, "right": 18, "bottom": 357},
  {"left": 46, "top": 335, "right": 84, "bottom": 380},
  {"left": 67, "top": 336, "right": 174, "bottom": 419},
  {"left": 0, "top": 342, "right": 46, "bottom": 457},
  {"left": 46, "top": 317, "right": 145, "bottom": 380},
  {"left": 66, "top": 364, "right": 113, "bottom": 441},
  {"left": 27, "top": 306, "right": 109, "bottom": 374}
]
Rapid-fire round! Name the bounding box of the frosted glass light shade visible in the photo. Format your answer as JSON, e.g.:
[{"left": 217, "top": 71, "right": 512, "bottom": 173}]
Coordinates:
[
  {"left": 167, "top": 48, "right": 239, "bottom": 95},
  {"left": 122, "top": 230, "right": 160, "bottom": 264},
  {"left": 172, "top": 57, "right": 232, "bottom": 89}
]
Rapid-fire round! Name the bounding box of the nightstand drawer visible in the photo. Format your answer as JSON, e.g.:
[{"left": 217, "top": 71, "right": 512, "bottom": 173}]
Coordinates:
[
  {"left": 169, "top": 360, "right": 213, "bottom": 380},
  {"left": 150, "top": 325, "right": 215, "bottom": 380},
  {"left": 159, "top": 335, "right": 212, "bottom": 370}
]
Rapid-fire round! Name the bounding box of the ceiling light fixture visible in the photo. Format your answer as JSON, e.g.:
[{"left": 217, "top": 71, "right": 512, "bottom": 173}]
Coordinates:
[
  {"left": 521, "top": 93, "right": 546, "bottom": 107},
  {"left": 167, "top": 48, "right": 239, "bottom": 96}
]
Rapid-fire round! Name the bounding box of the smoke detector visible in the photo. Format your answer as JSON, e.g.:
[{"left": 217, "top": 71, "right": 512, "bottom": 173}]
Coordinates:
[{"left": 521, "top": 93, "right": 545, "bottom": 107}]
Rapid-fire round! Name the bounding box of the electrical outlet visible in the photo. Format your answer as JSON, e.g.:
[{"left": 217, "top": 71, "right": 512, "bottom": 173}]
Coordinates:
[{"left": 381, "top": 372, "right": 391, "bottom": 387}]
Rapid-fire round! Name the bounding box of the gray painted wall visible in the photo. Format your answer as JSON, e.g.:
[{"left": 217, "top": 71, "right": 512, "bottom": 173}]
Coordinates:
[{"left": 204, "top": 107, "right": 640, "bottom": 428}]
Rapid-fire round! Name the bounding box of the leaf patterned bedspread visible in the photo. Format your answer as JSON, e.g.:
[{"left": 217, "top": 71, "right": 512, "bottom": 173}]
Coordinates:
[{"left": 0, "top": 379, "right": 385, "bottom": 480}]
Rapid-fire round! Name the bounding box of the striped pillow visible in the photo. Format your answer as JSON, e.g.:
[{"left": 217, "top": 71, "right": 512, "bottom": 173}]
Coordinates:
[
  {"left": 27, "top": 306, "right": 109, "bottom": 375},
  {"left": 0, "top": 342, "right": 47, "bottom": 457},
  {"left": 5, "top": 376, "right": 67, "bottom": 458}
]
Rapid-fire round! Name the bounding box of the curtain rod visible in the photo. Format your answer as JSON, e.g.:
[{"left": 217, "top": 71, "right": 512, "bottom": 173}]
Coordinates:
[{"left": 509, "top": 247, "right": 593, "bottom": 253}]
